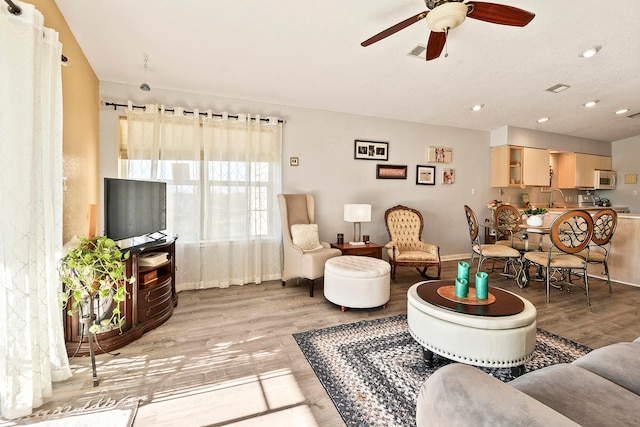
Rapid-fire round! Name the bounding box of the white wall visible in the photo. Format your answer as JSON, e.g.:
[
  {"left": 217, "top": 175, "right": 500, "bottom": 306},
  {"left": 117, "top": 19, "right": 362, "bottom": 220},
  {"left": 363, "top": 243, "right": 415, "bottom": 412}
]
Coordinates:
[
  {"left": 99, "top": 82, "right": 632, "bottom": 258},
  {"left": 611, "top": 135, "right": 640, "bottom": 212},
  {"left": 100, "top": 82, "right": 494, "bottom": 258}
]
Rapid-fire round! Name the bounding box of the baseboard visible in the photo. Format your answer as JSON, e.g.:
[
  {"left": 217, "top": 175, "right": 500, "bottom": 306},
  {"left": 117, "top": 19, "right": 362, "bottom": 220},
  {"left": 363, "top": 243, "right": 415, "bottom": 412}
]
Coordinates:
[{"left": 441, "top": 253, "right": 469, "bottom": 262}]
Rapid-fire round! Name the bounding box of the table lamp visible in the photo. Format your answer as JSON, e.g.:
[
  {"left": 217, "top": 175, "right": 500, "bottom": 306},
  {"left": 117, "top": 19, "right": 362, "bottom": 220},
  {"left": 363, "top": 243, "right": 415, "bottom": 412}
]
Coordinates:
[{"left": 344, "top": 204, "right": 371, "bottom": 245}]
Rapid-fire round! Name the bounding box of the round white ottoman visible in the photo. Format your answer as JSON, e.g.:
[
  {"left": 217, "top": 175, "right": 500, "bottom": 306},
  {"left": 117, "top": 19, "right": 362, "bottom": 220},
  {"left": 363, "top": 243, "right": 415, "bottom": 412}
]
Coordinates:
[
  {"left": 324, "top": 256, "right": 391, "bottom": 311},
  {"left": 407, "top": 281, "right": 537, "bottom": 375}
]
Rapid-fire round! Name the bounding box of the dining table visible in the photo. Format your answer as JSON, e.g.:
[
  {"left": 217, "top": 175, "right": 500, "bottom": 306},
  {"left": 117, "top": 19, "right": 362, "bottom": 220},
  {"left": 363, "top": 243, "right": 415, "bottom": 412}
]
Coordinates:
[{"left": 481, "top": 220, "right": 551, "bottom": 288}]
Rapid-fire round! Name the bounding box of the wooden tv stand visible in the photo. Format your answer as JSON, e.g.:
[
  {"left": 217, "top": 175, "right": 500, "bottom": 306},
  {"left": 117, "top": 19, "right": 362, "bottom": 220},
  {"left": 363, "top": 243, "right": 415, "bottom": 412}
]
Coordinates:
[{"left": 63, "top": 238, "right": 178, "bottom": 356}]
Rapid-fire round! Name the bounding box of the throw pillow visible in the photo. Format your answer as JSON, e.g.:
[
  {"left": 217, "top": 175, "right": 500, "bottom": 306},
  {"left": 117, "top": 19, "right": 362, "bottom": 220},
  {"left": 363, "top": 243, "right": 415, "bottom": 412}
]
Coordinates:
[{"left": 291, "top": 224, "right": 323, "bottom": 252}]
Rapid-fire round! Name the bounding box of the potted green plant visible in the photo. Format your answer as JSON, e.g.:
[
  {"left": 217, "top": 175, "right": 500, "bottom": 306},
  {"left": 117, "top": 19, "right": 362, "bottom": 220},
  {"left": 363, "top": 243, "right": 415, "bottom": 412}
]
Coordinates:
[
  {"left": 58, "top": 235, "right": 135, "bottom": 386},
  {"left": 521, "top": 206, "right": 548, "bottom": 226}
]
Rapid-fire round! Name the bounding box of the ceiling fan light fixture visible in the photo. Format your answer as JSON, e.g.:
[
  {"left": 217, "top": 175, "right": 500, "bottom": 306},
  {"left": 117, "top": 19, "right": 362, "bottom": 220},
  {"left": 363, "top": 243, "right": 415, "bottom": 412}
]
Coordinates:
[
  {"left": 426, "top": 2, "right": 468, "bottom": 32},
  {"left": 537, "top": 117, "right": 550, "bottom": 123},
  {"left": 615, "top": 108, "right": 630, "bottom": 115},
  {"left": 579, "top": 46, "right": 601, "bottom": 58},
  {"left": 583, "top": 100, "right": 599, "bottom": 108}
]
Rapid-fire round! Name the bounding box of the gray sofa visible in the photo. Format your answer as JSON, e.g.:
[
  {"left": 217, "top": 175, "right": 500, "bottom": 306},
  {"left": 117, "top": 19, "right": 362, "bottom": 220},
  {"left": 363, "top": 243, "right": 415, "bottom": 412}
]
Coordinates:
[{"left": 416, "top": 338, "right": 640, "bottom": 426}]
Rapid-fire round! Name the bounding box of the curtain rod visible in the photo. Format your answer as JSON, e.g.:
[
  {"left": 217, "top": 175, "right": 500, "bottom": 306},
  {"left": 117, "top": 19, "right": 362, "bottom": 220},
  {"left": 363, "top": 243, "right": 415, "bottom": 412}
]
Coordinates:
[
  {"left": 104, "top": 102, "right": 285, "bottom": 124},
  {"left": 5, "top": 0, "right": 70, "bottom": 64},
  {"left": 4, "top": 0, "right": 20, "bottom": 15}
]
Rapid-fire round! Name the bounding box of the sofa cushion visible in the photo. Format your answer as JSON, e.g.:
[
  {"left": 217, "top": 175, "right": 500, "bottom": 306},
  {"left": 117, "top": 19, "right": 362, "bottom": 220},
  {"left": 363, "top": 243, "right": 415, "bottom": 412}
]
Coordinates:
[
  {"left": 417, "top": 363, "right": 579, "bottom": 427},
  {"left": 572, "top": 341, "right": 640, "bottom": 395},
  {"left": 290, "top": 223, "right": 323, "bottom": 251},
  {"left": 510, "top": 363, "right": 640, "bottom": 426}
]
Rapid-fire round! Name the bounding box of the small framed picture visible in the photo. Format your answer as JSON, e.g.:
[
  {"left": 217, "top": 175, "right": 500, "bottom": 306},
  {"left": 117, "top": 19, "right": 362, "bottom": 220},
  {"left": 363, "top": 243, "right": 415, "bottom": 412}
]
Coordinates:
[
  {"left": 442, "top": 168, "right": 455, "bottom": 184},
  {"left": 376, "top": 164, "right": 407, "bottom": 179},
  {"left": 355, "top": 140, "right": 388, "bottom": 161},
  {"left": 428, "top": 146, "right": 452, "bottom": 163},
  {"left": 416, "top": 165, "right": 435, "bottom": 185}
]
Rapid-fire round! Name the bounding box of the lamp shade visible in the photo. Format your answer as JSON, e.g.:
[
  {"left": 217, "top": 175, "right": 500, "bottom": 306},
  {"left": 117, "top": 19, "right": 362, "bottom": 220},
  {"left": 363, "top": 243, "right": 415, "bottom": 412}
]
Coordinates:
[{"left": 344, "top": 204, "right": 371, "bottom": 222}]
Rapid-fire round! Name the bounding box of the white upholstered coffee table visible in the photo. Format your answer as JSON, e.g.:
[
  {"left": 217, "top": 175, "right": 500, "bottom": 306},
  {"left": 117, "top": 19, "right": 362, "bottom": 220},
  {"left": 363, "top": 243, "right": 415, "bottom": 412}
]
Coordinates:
[{"left": 407, "top": 280, "right": 537, "bottom": 376}]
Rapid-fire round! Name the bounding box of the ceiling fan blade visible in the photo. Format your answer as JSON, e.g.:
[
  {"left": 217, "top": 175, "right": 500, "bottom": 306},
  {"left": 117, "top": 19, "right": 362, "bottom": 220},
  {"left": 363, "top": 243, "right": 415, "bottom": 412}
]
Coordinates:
[
  {"left": 426, "top": 31, "right": 446, "bottom": 61},
  {"left": 466, "top": 2, "right": 535, "bottom": 27},
  {"left": 361, "top": 11, "right": 429, "bottom": 47}
]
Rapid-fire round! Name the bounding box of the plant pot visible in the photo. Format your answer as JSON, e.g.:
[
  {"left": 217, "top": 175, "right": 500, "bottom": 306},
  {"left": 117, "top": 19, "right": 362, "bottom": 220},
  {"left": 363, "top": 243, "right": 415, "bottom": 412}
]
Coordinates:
[{"left": 526, "top": 215, "right": 544, "bottom": 226}]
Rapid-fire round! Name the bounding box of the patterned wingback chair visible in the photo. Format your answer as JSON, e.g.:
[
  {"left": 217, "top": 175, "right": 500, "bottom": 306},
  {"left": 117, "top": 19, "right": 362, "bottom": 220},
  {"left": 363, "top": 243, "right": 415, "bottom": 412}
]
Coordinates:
[{"left": 384, "top": 205, "right": 441, "bottom": 279}]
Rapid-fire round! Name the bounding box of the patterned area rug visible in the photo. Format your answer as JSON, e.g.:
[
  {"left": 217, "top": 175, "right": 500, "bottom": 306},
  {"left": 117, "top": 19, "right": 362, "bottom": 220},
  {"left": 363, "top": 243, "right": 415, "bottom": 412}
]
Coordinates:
[{"left": 293, "top": 315, "right": 591, "bottom": 427}]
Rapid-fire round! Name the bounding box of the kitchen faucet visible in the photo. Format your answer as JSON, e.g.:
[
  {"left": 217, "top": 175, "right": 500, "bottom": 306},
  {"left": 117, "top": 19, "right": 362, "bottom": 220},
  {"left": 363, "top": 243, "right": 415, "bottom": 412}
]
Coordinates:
[{"left": 549, "top": 189, "right": 566, "bottom": 208}]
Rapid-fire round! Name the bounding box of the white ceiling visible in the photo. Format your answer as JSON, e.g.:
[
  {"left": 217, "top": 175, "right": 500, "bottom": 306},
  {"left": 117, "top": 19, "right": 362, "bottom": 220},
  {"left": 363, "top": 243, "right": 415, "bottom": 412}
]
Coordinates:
[{"left": 54, "top": 0, "right": 640, "bottom": 142}]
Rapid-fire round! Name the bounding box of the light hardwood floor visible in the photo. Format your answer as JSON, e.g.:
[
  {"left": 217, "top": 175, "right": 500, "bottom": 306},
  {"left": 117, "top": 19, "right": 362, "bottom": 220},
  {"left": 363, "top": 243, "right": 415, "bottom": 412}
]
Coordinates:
[{"left": 38, "top": 260, "right": 640, "bottom": 426}]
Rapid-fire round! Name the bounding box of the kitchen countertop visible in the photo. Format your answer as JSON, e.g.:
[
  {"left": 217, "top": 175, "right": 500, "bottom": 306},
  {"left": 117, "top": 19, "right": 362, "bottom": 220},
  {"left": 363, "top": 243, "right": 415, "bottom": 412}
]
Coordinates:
[{"left": 530, "top": 204, "right": 632, "bottom": 214}]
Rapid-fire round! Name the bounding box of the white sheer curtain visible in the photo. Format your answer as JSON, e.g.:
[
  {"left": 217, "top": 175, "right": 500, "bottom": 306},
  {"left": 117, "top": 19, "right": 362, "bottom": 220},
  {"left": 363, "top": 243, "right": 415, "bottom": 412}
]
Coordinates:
[
  {"left": 124, "top": 105, "right": 282, "bottom": 290},
  {"left": 199, "top": 113, "right": 283, "bottom": 289},
  {"left": 0, "top": 3, "right": 71, "bottom": 419},
  {"left": 125, "top": 104, "right": 203, "bottom": 288}
]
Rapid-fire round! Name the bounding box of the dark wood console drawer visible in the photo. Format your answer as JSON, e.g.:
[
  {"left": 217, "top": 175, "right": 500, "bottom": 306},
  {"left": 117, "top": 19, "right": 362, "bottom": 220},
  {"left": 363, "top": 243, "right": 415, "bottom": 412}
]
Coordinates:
[
  {"left": 138, "top": 277, "right": 172, "bottom": 307},
  {"left": 137, "top": 292, "right": 172, "bottom": 322}
]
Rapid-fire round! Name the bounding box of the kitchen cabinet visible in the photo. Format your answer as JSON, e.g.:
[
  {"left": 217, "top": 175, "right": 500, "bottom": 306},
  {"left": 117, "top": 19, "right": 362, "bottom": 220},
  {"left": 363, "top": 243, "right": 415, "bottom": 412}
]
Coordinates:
[
  {"left": 491, "top": 146, "right": 550, "bottom": 187},
  {"left": 557, "top": 153, "right": 612, "bottom": 188}
]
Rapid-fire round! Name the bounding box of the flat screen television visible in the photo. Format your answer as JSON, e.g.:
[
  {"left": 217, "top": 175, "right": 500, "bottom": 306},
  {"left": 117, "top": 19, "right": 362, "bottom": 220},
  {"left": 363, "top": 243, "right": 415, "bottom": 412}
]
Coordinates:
[{"left": 104, "top": 178, "right": 167, "bottom": 242}]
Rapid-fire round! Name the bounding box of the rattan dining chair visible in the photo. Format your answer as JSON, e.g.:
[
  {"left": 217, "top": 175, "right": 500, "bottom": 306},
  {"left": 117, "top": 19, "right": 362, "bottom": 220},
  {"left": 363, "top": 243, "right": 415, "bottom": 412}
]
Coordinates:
[
  {"left": 464, "top": 205, "right": 521, "bottom": 275},
  {"left": 523, "top": 210, "right": 594, "bottom": 305}
]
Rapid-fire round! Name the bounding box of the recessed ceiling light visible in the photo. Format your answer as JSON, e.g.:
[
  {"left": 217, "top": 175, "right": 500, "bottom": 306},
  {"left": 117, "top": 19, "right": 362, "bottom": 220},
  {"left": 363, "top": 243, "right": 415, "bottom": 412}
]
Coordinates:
[
  {"left": 471, "top": 104, "right": 484, "bottom": 111},
  {"left": 615, "top": 108, "right": 630, "bottom": 115},
  {"left": 537, "top": 117, "right": 550, "bottom": 123},
  {"left": 579, "top": 46, "right": 601, "bottom": 58},
  {"left": 583, "top": 100, "right": 599, "bottom": 108},
  {"left": 545, "top": 84, "right": 571, "bottom": 93}
]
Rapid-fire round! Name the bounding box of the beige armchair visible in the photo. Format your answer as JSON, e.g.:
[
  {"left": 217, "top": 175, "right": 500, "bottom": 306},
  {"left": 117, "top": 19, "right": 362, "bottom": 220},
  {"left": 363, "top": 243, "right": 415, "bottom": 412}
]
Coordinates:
[
  {"left": 277, "top": 194, "right": 341, "bottom": 297},
  {"left": 384, "top": 205, "right": 441, "bottom": 280}
]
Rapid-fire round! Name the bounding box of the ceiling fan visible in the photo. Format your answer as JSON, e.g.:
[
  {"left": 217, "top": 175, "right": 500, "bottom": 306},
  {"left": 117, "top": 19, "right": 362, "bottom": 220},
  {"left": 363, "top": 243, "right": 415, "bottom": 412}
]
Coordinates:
[{"left": 361, "top": 0, "right": 535, "bottom": 61}]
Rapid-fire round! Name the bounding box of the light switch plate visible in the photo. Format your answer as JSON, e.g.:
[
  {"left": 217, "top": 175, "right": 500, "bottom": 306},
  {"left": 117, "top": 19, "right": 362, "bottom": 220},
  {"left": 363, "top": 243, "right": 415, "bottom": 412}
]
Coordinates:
[{"left": 290, "top": 157, "right": 299, "bottom": 166}]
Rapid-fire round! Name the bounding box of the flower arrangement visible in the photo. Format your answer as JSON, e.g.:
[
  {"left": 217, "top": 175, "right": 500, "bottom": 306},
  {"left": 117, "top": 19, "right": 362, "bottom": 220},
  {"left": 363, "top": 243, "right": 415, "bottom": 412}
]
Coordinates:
[
  {"left": 487, "top": 199, "right": 502, "bottom": 210},
  {"left": 521, "top": 206, "right": 548, "bottom": 218}
]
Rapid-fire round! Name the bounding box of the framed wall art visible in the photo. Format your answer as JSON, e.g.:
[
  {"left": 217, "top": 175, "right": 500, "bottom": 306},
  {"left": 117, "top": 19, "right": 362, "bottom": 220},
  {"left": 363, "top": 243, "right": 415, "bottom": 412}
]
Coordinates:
[
  {"left": 442, "top": 168, "right": 455, "bottom": 184},
  {"left": 376, "top": 164, "right": 407, "bottom": 179},
  {"left": 354, "top": 140, "right": 388, "bottom": 161},
  {"left": 428, "top": 146, "right": 452, "bottom": 163},
  {"left": 416, "top": 165, "right": 435, "bottom": 185}
]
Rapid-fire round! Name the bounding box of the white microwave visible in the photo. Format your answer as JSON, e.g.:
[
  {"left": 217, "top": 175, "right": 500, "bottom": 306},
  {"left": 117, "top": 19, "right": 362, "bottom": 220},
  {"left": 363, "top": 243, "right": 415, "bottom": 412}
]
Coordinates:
[{"left": 594, "top": 170, "right": 616, "bottom": 190}]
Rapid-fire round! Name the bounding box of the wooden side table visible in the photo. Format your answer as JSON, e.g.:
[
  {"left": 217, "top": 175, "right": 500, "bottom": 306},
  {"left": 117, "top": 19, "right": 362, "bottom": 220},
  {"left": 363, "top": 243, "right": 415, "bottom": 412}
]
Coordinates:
[{"left": 330, "top": 242, "right": 384, "bottom": 259}]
